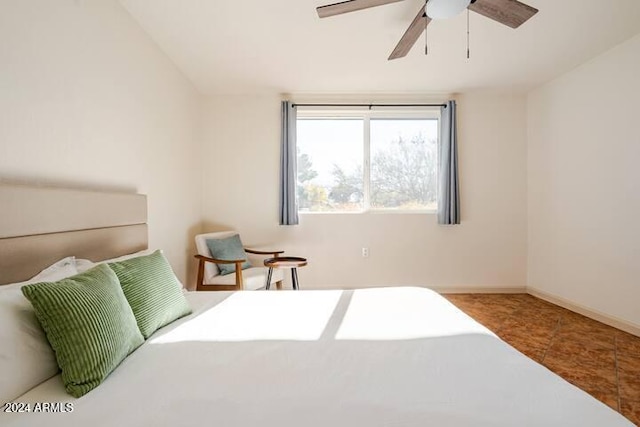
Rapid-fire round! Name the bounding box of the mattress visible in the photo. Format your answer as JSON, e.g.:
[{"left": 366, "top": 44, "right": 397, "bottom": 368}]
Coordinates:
[{"left": 2, "top": 287, "right": 633, "bottom": 426}]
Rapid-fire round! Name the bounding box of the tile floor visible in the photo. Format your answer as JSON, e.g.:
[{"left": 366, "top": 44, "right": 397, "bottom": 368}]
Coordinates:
[{"left": 443, "top": 293, "right": 640, "bottom": 426}]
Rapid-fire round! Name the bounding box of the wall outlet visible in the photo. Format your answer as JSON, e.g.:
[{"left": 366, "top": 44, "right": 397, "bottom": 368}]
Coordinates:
[{"left": 362, "top": 247, "right": 369, "bottom": 258}]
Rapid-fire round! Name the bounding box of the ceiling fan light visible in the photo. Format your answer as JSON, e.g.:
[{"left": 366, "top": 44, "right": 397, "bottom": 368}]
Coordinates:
[{"left": 426, "top": 0, "right": 472, "bottom": 20}]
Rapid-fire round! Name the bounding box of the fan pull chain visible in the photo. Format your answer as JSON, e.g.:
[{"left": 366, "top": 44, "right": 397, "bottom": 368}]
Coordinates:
[
  {"left": 466, "top": 8, "right": 470, "bottom": 59},
  {"left": 424, "top": 1, "right": 428, "bottom": 55}
]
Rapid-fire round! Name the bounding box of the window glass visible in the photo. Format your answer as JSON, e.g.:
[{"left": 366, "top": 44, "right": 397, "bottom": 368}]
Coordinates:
[
  {"left": 296, "top": 110, "right": 439, "bottom": 213},
  {"left": 370, "top": 119, "right": 438, "bottom": 210},
  {"left": 297, "top": 119, "right": 364, "bottom": 212}
]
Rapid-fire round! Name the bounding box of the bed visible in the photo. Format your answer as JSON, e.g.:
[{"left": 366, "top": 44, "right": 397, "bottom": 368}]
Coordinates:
[{"left": 0, "top": 184, "right": 634, "bottom": 426}]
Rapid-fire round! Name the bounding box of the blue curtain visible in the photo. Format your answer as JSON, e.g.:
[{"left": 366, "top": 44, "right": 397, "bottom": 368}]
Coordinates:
[
  {"left": 279, "top": 101, "right": 299, "bottom": 225},
  {"left": 438, "top": 100, "right": 460, "bottom": 225}
]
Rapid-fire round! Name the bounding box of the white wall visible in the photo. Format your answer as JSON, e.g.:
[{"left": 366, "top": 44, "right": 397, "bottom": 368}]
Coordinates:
[
  {"left": 0, "top": 0, "right": 202, "bottom": 284},
  {"left": 527, "top": 33, "right": 640, "bottom": 327},
  {"left": 201, "top": 93, "right": 527, "bottom": 290}
]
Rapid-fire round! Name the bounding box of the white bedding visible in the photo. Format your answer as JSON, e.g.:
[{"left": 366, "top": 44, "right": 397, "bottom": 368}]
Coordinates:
[{"left": 2, "top": 287, "right": 633, "bottom": 426}]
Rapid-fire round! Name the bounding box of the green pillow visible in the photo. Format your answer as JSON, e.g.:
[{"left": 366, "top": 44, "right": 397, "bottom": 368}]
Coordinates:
[
  {"left": 21, "top": 264, "right": 144, "bottom": 398},
  {"left": 206, "top": 235, "right": 252, "bottom": 276},
  {"left": 108, "top": 250, "right": 192, "bottom": 339}
]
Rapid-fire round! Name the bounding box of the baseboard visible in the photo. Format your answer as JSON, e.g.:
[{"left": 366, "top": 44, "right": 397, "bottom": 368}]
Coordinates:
[
  {"left": 302, "top": 284, "right": 527, "bottom": 294},
  {"left": 527, "top": 287, "right": 640, "bottom": 337},
  {"left": 434, "top": 286, "right": 527, "bottom": 294}
]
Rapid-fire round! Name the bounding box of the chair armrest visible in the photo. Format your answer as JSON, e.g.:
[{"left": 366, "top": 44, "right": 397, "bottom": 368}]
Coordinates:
[
  {"left": 194, "top": 255, "right": 245, "bottom": 291},
  {"left": 244, "top": 248, "right": 285, "bottom": 257},
  {"left": 194, "top": 254, "right": 245, "bottom": 265}
]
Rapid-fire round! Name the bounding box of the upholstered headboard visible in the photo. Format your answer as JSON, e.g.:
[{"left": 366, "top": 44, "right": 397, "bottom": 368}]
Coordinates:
[{"left": 0, "top": 184, "right": 148, "bottom": 285}]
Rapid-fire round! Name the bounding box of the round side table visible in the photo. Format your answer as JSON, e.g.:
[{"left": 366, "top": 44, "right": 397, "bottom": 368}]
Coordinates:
[{"left": 264, "top": 256, "right": 307, "bottom": 290}]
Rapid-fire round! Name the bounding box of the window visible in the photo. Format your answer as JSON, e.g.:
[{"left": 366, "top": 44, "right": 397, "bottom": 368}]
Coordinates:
[{"left": 296, "top": 109, "right": 439, "bottom": 213}]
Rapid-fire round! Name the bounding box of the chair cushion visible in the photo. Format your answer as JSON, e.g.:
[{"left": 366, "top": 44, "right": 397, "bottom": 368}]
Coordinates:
[
  {"left": 108, "top": 250, "right": 192, "bottom": 339},
  {"left": 21, "top": 264, "right": 144, "bottom": 398},
  {"left": 204, "top": 267, "right": 284, "bottom": 291},
  {"left": 206, "top": 235, "right": 251, "bottom": 276}
]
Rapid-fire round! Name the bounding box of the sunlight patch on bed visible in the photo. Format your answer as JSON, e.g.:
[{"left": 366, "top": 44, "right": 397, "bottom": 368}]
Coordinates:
[
  {"left": 150, "top": 290, "right": 342, "bottom": 343},
  {"left": 335, "top": 288, "right": 491, "bottom": 340}
]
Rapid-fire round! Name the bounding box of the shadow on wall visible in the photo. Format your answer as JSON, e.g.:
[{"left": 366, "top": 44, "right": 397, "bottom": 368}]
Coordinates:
[
  {"left": 201, "top": 220, "right": 236, "bottom": 234},
  {"left": 184, "top": 221, "right": 208, "bottom": 291},
  {"left": 200, "top": 220, "right": 290, "bottom": 253}
]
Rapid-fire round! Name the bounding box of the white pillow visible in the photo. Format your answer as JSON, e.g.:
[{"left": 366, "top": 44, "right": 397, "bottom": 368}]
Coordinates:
[
  {"left": 0, "top": 257, "right": 78, "bottom": 402},
  {"left": 74, "top": 258, "right": 95, "bottom": 273},
  {"left": 75, "top": 249, "right": 154, "bottom": 273},
  {"left": 1, "top": 256, "right": 77, "bottom": 292}
]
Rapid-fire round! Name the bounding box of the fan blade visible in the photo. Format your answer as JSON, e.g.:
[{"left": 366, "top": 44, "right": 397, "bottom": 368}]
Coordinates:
[
  {"left": 468, "top": 0, "right": 538, "bottom": 29},
  {"left": 388, "top": 6, "right": 431, "bottom": 60},
  {"left": 317, "top": 0, "right": 404, "bottom": 18}
]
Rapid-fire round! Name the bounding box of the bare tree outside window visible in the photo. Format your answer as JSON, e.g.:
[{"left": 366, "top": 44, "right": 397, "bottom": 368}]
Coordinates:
[{"left": 370, "top": 119, "right": 438, "bottom": 210}]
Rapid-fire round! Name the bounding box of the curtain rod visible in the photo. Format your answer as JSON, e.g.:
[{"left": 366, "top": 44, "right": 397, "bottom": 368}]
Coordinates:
[{"left": 292, "top": 103, "right": 447, "bottom": 109}]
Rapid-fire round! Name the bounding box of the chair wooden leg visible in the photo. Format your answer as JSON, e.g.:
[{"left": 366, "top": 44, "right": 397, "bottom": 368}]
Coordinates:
[
  {"left": 276, "top": 280, "right": 283, "bottom": 290},
  {"left": 235, "top": 262, "right": 244, "bottom": 290},
  {"left": 196, "top": 258, "right": 205, "bottom": 292},
  {"left": 265, "top": 268, "right": 273, "bottom": 290}
]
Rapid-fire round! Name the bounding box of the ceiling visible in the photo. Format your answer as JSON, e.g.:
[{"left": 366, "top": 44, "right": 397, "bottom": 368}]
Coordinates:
[{"left": 120, "top": 0, "right": 640, "bottom": 95}]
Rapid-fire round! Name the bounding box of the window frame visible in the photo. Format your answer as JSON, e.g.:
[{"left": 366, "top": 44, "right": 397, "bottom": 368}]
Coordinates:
[{"left": 296, "top": 107, "right": 441, "bottom": 215}]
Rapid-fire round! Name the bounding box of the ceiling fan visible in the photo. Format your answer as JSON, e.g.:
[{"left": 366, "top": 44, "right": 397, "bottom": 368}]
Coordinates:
[{"left": 316, "top": 0, "right": 539, "bottom": 60}]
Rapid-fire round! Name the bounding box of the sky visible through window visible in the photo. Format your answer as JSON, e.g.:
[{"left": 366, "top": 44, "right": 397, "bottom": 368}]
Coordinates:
[{"left": 297, "top": 119, "right": 363, "bottom": 188}]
